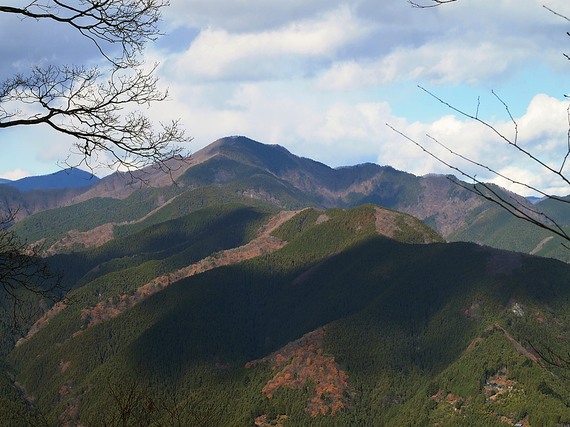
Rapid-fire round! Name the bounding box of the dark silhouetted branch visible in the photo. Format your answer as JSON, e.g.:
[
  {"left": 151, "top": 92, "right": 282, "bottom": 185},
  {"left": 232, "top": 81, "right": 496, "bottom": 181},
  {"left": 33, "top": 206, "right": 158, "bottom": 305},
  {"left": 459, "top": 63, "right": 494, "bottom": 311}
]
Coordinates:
[
  {"left": 0, "top": 64, "right": 189, "bottom": 174},
  {"left": 0, "top": 210, "right": 65, "bottom": 330},
  {"left": 0, "top": 0, "right": 168, "bottom": 67},
  {"left": 408, "top": 0, "right": 457, "bottom": 8},
  {"left": 0, "top": 0, "right": 190, "bottom": 177}
]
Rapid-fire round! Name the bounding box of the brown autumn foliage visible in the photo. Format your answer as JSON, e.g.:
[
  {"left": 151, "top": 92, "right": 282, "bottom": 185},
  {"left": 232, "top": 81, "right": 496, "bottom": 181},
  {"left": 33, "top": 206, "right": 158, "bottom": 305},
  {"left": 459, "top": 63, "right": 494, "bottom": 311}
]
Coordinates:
[
  {"left": 247, "top": 328, "right": 352, "bottom": 417},
  {"left": 45, "top": 223, "right": 115, "bottom": 254},
  {"left": 15, "top": 301, "right": 68, "bottom": 346},
  {"left": 43, "top": 195, "right": 187, "bottom": 255}
]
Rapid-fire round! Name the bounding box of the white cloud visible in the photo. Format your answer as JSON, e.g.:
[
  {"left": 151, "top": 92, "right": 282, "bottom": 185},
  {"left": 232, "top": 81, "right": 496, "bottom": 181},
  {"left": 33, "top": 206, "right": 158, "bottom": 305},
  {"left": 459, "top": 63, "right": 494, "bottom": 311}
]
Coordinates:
[
  {"left": 383, "top": 41, "right": 531, "bottom": 86},
  {"left": 316, "top": 61, "right": 381, "bottom": 90},
  {"left": 2, "top": 0, "right": 569, "bottom": 196},
  {"left": 318, "top": 39, "right": 546, "bottom": 90},
  {"left": 317, "top": 102, "right": 391, "bottom": 142},
  {"left": 0, "top": 169, "right": 31, "bottom": 180},
  {"left": 517, "top": 94, "right": 569, "bottom": 146},
  {"left": 165, "top": 0, "right": 338, "bottom": 33},
  {"left": 314, "top": 0, "right": 569, "bottom": 90},
  {"left": 163, "top": 5, "right": 370, "bottom": 81}
]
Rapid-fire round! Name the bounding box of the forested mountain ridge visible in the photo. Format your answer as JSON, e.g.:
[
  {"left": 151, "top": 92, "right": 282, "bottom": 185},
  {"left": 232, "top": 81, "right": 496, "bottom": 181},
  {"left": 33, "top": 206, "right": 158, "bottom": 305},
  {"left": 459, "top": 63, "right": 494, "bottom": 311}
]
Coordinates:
[
  {"left": 0, "top": 169, "right": 99, "bottom": 222},
  {"left": 7, "top": 135, "right": 565, "bottom": 261},
  {"left": 15, "top": 204, "right": 443, "bottom": 347},
  {"left": 3, "top": 202, "right": 570, "bottom": 425},
  {"left": 0, "top": 136, "right": 493, "bottom": 231},
  {"left": 1, "top": 203, "right": 441, "bottom": 423}
]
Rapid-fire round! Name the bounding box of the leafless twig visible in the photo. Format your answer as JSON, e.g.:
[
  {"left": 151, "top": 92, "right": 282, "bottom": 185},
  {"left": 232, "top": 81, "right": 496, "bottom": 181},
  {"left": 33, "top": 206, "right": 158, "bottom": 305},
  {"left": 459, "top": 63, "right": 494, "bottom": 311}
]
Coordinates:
[
  {"left": 0, "top": 0, "right": 168, "bottom": 67},
  {"left": 386, "top": 123, "right": 570, "bottom": 245},
  {"left": 0, "top": 209, "right": 65, "bottom": 330},
  {"left": 408, "top": 0, "right": 457, "bottom": 8}
]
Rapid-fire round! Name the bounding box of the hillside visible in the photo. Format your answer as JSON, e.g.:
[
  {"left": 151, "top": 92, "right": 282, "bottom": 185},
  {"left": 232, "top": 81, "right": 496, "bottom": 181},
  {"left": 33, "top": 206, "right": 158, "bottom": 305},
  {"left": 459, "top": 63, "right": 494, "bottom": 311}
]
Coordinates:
[
  {"left": 449, "top": 195, "right": 570, "bottom": 263},
  {"left": 2, "top": 201, "right": 570, "bottom": 425},
  {"left": 2, "top": 136, "right": 570, "bottom": 425}
]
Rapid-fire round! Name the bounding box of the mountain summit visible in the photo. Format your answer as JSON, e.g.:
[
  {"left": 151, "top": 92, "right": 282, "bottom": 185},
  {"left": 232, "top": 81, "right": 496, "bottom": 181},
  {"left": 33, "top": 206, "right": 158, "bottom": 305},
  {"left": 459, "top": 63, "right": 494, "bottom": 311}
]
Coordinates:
[{"left": 183, "top": 136, "right": 489, "bottom": 236}]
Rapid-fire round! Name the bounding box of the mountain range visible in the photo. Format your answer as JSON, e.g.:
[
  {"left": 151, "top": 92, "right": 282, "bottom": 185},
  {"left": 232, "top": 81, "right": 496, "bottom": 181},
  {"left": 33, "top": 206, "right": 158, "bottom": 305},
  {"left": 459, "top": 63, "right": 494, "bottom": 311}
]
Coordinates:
[
  {"left": 3, "top": 136, "right": 568, "bottom": 261},
  {"left": 1, "top": 136, "right": 570, "bottom": 425}
]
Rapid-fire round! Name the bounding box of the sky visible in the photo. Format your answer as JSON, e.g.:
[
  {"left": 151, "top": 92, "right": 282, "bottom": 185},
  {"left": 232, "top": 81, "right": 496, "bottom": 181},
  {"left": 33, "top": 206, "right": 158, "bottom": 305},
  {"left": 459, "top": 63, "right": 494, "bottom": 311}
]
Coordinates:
[{"left": 1, "top": 0, "right": 569, "bottom": 196}]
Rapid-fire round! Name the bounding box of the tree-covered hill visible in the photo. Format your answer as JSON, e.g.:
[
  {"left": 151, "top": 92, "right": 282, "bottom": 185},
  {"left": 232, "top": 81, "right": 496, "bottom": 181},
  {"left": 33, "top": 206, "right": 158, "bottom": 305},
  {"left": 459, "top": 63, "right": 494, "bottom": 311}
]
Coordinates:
[
  {"left": 3, "top": 202, "right": 570, "bottom": 425},
  {"left": 3, "top": 137, "right": 570, "bottom": 426},
  {"left": 449, "top": 195, "right": 570, "bottom": 263}
]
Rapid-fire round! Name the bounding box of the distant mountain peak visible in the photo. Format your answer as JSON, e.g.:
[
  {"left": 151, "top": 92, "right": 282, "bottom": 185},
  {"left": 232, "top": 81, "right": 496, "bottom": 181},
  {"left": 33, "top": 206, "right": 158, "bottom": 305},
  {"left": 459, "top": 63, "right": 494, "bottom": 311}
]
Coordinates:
[
  {"left": 1, "top": 168, "right": 98, "bottom": 192},
  {"left": 207, "top": 136, "right": 292, "bottom": 156}
]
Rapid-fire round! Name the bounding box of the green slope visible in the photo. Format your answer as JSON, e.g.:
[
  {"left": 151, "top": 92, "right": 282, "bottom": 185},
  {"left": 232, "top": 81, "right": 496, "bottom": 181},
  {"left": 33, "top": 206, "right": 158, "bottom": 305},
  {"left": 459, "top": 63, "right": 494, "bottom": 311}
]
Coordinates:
[
  {"left": 10, "top": 167, "right": 316, "bottom": 251},
  {"left": 537, "top": 195, "right": 570, "bottom": 225},
  {"left": 5, "top": 204, "right": 570, "bottom": 425},
  {"left": 10, "top": 185, "right": 182, "bottom": 247},
  {"left": 46, "top": 202, "right": 276, "bottom": 302},
  {"left": 449, "top": 202, "right": 570, "bottom": 263}
]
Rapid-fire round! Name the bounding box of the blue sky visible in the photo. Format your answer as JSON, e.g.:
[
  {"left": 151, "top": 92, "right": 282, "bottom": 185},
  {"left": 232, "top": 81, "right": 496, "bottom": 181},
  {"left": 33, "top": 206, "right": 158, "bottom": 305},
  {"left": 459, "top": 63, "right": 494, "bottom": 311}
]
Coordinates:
[{"left": 1, "top": 0, "right": 569, "bottom": 195}]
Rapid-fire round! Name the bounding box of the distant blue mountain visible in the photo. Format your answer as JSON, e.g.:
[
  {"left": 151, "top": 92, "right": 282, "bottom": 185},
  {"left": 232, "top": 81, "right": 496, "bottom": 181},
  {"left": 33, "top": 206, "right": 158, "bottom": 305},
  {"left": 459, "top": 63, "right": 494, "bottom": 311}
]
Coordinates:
[
  {"left": 526, "top": 196, "right": 546, "bottom": 204},
  {"left": 0, "top": 168, "right": 99, "bottom": 192}
]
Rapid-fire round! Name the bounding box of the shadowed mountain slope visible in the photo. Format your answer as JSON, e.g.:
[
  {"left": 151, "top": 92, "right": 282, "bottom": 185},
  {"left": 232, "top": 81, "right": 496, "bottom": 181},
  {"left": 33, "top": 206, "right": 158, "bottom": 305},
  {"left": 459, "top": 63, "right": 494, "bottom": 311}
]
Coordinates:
[{"left": 5, "top": 203, "right": 570, "bottom": 426}]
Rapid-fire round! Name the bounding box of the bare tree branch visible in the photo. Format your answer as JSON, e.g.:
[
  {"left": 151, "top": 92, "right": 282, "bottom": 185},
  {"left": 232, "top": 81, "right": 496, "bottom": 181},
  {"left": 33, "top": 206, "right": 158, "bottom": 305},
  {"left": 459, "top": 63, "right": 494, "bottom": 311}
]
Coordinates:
[
  {"left": 0, "top": 210, "right": 66, "bottom": 330},
  {"left": 414, "top": 89, "right": 570, "bottom": 199},
  {"left": 543, "top": 5, "right": 570, "bottom": 23},
  {"left": 542, "top": 6, "right": 570, "bottom": 65},
  {"left": 391, "top": 3, "right": 570, "bottom": 250},
  {"left": 527, "top": 340, "right": 570, "bottom": 381},
  {"left": 0, "top": 0, "right": 168, "bottom": 67},
  {"left": 386, "top": 123, "right": 570, "bottom": 244},
  {"left": 0, "top": 1, "right": 192, "bottom": 177},
  {"left": 0, "top": 1, "right": 189, "bottom": 326},
  {"left": 0, "top": 64, "right": 190, "bottom": 173},
  {"left": 416, "top": 86, "right": 570, "bottom": 188},
  {"left": 86, "top": 373, "right": 216, "bottom": 427},
  {"left": 408, "top": 0, "right": 457, "bottom": 8}
]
